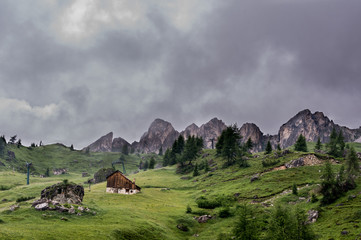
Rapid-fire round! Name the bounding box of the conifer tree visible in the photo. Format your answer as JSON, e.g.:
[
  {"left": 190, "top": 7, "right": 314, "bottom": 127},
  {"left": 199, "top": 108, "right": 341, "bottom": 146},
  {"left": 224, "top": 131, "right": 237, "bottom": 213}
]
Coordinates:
[
  {"left": 246, "top": 138, "right": 253, "bottom": 151},
  {"left": 345, "top": 146, "right": 359, "bottom": 188},
  {"left": 163, "top": 148, "right": 170, "bottom": 166},
  {"left": 143, "top": 160, "right": 149, "bottom": 171},
  {"left": 315, "top": 137, "right": 322, "bottom": 151},
  {"left": 204, "top": 159, "right": 210, "bottom": 173},
  {"left": 193, "top": 163, "right": 199, "bottom": 177},
  {"left": 265, "top": 141, "right": 272, "bottom": 154},
  {"left": 158, "top": 146, "right": 163, "bottom": 156},
  {"left": 233, "top": 204, "right": 259, "bottom": 240},
  {"left": 277, "top": 144, "right": 281, "bottom": 151},
  {"left": 149, "top": 157, "right": 155, "bottom": 169},
  {"left": 9, "top": 135, "right": 17, "bottom": 144},
  {"left": 294, "top": 134, "right": 307, "bottom": 152}
]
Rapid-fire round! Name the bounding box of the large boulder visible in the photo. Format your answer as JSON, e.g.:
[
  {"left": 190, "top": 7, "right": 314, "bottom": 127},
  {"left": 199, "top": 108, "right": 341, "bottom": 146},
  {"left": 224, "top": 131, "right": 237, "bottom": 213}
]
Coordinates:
[{"left": 40, "top": 182, "right": 84, "bottom": 204}]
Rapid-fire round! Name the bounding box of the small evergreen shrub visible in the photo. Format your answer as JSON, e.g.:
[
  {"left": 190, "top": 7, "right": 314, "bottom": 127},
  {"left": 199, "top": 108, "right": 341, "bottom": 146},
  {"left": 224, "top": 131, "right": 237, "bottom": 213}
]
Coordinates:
[
  {"left": 186, "top": 205, "right": 192, "bottom": 214},
  {"left": 0, "top": 185, "right": 11, "bottom": 191},
  {"left": 311, "top": 194, "right": 318, "bottom": 203},
  {"left": 218, "top": 207, "right": 232, "bottom": 218},
  {"left": 292, "top": 184, "right": 298, "bottom": 195},
  {"left": 262, "top": 159, "right": 280, "bottom": 167},
  {"left": 196, "top": 196, "right": 222, "bottom": 209},
  {"left": 16, "top": 196, "right": 35, "bottom": 203}
]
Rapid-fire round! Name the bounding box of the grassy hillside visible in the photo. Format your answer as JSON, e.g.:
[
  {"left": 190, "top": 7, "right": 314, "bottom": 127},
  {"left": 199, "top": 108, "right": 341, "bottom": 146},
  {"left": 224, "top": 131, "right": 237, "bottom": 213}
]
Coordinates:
[
  {"left": 0, "top": 143, "right": 161, "bottom": 177},
  {"left": 0, "top": 143, "right": 361, "bottom": 239}
]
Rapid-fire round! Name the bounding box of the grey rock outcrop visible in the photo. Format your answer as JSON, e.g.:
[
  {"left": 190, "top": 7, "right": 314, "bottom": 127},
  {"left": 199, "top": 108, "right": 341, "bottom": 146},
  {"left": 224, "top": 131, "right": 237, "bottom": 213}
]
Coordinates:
[
  {"left": 85, "top": 132, "right": 113, "bottom": 152},
  {"left": 133, "top": 119, "right": 179, "bottom": 154},
  {"left": 180, "top": 118, "right": 227, "bottom": 149},
  {"left": 278, "top": 109, "right": 361, "bottom": 149},
  {"left": 112, "top": 137, "right": 131, "bottom": 152},
  {"left": 240, "top": 123, "right": 264, "bottom": 152}
]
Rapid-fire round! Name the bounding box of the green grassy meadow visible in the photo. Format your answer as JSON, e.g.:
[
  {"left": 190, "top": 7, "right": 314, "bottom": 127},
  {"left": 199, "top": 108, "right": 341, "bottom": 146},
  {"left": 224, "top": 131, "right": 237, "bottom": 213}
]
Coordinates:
[{"left": 1, "top": 143, "right": 361, "bottom": 239}]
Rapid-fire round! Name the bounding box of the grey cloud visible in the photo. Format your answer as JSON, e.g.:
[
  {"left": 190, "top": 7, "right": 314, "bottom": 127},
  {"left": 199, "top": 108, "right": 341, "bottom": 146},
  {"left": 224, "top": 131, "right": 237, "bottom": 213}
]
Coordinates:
[{"left": 0, "top": 1, "right": 360, "bottom": 148}]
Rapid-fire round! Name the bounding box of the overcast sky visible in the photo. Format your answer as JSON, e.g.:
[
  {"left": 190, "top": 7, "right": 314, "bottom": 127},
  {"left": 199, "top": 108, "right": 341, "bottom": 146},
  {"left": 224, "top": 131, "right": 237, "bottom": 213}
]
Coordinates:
[{"left": 0, "top": 0, "right": 360, "bottom": 148}]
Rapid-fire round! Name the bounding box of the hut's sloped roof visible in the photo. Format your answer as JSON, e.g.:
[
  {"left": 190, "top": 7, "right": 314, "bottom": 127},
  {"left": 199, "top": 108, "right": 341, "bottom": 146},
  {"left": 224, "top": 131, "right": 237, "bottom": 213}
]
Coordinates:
[{"left": 106, "top": 170, "right": 141, "bottom": 190}]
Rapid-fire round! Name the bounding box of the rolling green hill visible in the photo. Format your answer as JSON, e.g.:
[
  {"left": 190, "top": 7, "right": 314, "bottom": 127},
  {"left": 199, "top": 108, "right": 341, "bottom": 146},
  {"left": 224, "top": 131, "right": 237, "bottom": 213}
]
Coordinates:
[{"left": 0, "top": 142, "right": 361, "bottom": 239}]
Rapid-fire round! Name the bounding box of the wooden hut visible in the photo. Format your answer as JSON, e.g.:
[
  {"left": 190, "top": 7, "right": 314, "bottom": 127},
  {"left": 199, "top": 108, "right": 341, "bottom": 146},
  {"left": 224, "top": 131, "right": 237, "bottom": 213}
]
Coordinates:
[{"left": 106, "top": 170, "right": 141, "bottom": 194}]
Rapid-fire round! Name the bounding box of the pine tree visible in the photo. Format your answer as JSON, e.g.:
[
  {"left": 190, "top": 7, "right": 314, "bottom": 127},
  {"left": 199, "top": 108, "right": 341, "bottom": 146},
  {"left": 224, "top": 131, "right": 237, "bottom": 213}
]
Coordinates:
[
  {"left": 193, "top": 163, "right": 199, "bottom": 177},
  {"left": 158, "top": 146, "right": 163, "bottom": 156},
  {"left": 143, "top": 160, "right": 149, "bottom": 171},
  {"left": 45, "top": 168, "right": 50, "bottom": 177},
  {"left": 149, "top": 157, "right": 156, "bottom": 169},
  {"left": 320, "top": 160, "right": 337, "bottom": 205},
  {"left": 204, "top": 159, "right": 210, "bottom": 173},
  {"left": 163, "top": 148, "right": 170, "bottom": 166},
  {"left": 327, "top": 128, "right": 344, "bottom": 157},
  {"left": 294, "top": 134, "right": 307, "bottom": 152},
  {"left": 0, "top": 136, "right": 6, "bottom": 158},
  {"left": 17, "top": 139, "right": 22, "bottom": 148},
  {"left": 233, "top": 204, "right": 259, "bottom": 240},
  {"left": 292, "top": 183, "right": 298, "bottom": 195},
  {"left": 246, "top": 138, "right": 253, "bottom": 151},
  {"left": 70, "top": 144, "right": 74, "bottom": 151},
  {"left": 9, "top": 135, "right": 17, "bottom": 144},
  {"left": 315, "top": 137, "right": 322, "bottom": 151},
  {"left": 216, "top": 125, "right": 243, "bottom": 166},
  {"left": 345, "top": 146, "right": 359, "bottom": 189},
  {"left": 265, "top": 141, "right": 272, "bottom": 154},
  {"left": 277, "top": 144, "right": 281, "bottom": 151}
]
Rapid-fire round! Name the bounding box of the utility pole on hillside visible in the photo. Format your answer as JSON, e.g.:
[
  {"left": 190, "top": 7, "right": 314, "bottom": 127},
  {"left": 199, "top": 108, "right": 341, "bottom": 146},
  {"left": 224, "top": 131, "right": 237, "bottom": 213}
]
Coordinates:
[{"left": 26, "top": 162, "right": 32, "bottom": 185}]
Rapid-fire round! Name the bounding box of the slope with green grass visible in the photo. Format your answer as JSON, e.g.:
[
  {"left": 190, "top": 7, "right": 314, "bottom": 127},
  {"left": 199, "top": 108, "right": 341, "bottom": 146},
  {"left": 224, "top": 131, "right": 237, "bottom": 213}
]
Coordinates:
[{"left": 0, "top": 142, "right": 361, "bottom": 239}]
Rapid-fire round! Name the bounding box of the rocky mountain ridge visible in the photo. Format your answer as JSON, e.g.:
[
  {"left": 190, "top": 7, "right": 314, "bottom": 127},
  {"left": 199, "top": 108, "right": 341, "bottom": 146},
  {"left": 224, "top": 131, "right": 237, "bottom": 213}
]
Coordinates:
[{"left": 84, "top": 109, "right": 361, "bottom": 153}]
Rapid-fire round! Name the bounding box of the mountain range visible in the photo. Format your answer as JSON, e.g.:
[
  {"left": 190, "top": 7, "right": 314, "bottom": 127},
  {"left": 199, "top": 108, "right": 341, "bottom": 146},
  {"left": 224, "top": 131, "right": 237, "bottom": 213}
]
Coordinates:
[{"left": 84, "top": 109, "right": 361, "bottom": 154}]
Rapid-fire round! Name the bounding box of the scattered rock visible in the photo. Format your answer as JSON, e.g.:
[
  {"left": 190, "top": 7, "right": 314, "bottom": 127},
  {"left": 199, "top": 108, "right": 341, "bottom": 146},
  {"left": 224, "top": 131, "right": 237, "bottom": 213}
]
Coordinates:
[
  {"left": 35, "top": 203, "right": 49, "bottom": 211},
  {"left": 9, "top": 204, "right": 19, "bottom": 211},
  {"left": 286, "top": 155, "right": 322, "bottom": 168},
  {"left": 60, "top": 217, "right": 68, "bottom": 221},
  {"left": 177, "top": 223, "right": 189, "bottom": 232},
  {"left": 77, "top": 213, "right": 82, "bottom": 216},
  {"left": 81, "top": 172, "right": 89, "bottom": 177},
  {"left": 357, "top": 152, "right": 361, "bottom": 160},
  {"left": 234, "top": 193, "right": 240, "bottom": 197},
  {"left": 307, "top": 210, "right": 319, "bottom": 224},
  {"left": 194, "top": 215, "right": 213, "bottom": 223},
  {"left": 341, "top": 230, "right": 348, "bottom": 235},
  {"left": 53, "top": 168, "right": 67, "bottom": 175},
  {"left": 1, "top": 198, "right": 8, "bottom": 202},
  {"left": 68, "top": 207, "right": 75, "bottom": 214},
  {"left": 161, "top": 188, "right": 170, "bottom": 191},
  {"left": 250, "top": 174, "right": 260, "bottom": 182},
  {"left": 78, "top": 206, "right": 84, "bottom": 212},
  {"left": 202, "top": 190, "right": 207, "bottom": 193},
  {"left": 193, "top": 234, "right": 199, "bottom": 237}
]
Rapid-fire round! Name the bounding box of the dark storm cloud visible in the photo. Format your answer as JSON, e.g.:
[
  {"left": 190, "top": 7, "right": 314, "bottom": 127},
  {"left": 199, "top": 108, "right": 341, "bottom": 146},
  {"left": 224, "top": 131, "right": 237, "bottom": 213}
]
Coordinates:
[{"left": 0, "top": 0, "right": 360, "bottom": 148}]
